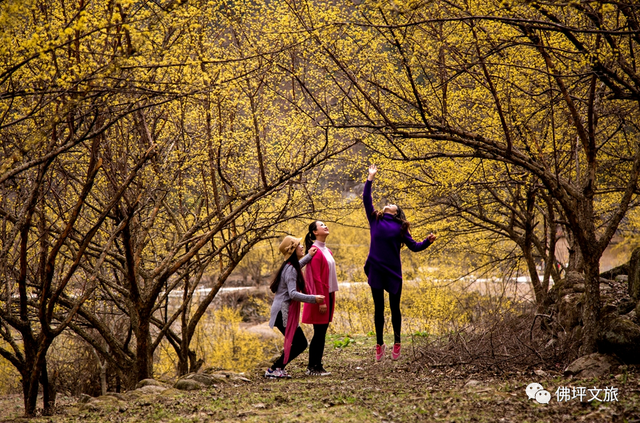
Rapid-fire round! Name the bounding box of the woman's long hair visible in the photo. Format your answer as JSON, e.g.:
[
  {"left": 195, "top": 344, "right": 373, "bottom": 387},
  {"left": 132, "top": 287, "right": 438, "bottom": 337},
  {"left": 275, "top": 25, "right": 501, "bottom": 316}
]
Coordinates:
[
  {"left": 269, "top": 251, "right": 306, "bottom": 294},
  {"left": 372, "top": 206, "right": 410, "bottom": 234},
  {"left": 304, "top": 221, "right": 318, "bottom": 253}
]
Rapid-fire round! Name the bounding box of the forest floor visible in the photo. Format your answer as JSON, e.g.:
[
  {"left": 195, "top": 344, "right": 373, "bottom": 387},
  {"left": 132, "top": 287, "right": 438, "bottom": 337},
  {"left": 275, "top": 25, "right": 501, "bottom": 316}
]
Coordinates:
[{"left": 2, "top": 333, "right": 640, "bottom": 423}]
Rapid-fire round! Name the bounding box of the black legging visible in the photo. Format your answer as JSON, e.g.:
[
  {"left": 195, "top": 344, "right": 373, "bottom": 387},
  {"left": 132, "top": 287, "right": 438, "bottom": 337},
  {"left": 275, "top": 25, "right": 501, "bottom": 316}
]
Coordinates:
[
  {"left": 308, "top": 293, "right": 334, "bottom": 369},
  {"left": 271, "top": 311, "right": 308, "bottom": 370},
  {"left": 371, "top": 285, "right": 402, "bottom": 345},
  {"left": 308, "top": 323, "right": 328, "bottom": 369}
]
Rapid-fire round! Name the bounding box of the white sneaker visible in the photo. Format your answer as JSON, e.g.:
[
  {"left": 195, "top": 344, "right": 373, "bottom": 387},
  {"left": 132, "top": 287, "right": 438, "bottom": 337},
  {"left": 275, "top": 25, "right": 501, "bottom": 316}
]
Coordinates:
[
  {"left": 264, "top": 368, "right": 291, "bottom": 379},
  {"left": 316, "top": 365, "right": 331, "bottom": 376},
  {"left": 306, "top": 365, "right": 331, "bottom": 376}
]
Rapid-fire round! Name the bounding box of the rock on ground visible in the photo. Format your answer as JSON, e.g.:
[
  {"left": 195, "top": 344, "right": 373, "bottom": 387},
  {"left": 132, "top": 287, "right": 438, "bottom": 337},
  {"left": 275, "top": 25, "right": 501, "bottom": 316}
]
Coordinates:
[{"left": 564, "top": 353, "right": 621, "bottom": 378}]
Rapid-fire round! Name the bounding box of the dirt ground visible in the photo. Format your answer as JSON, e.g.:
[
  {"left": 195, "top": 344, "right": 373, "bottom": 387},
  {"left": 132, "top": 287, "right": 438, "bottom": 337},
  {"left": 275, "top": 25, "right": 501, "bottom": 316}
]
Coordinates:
[{"left": 2, "top": 334, "right": 640, "bottom": 422}]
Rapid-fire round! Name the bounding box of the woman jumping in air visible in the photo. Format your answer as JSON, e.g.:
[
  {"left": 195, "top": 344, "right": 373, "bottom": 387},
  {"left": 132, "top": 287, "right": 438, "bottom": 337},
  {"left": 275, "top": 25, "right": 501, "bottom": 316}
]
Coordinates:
[
  {"left": 363, "top": 164, "right": 436, "bottom": 361},
  {"left": 266, "top": 236, "right": 325, "bottom": 378},
  {"left": 302, "top": 220, "right": 337, "bottom": 376}
]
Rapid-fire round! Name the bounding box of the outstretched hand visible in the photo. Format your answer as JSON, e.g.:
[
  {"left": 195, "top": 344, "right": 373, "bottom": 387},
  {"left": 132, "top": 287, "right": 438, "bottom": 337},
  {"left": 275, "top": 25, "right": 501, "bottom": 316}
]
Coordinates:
[
  {"left": 368, "top": 164, "right": 377, "bottom": 181},
  {"left": 427, "top": 233, "right": 436, "bottom": 243}
]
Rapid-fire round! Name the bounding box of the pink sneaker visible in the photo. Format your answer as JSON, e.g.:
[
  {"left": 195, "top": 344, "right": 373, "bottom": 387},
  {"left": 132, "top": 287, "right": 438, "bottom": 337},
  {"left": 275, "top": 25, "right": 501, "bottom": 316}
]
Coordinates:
[
  {"left": 375, "top": 344, "right": 386, "bottom": 362},
  {"left": 392, "top": 343, "right": 401, "bottom": 360}
]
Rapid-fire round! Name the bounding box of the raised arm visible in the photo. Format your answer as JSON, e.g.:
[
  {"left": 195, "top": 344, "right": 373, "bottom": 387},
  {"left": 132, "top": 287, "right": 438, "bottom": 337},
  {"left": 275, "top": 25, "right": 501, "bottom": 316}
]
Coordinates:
[
  {"left": 283, "top": 266, "right": 318, "bottom": 304},
  {"left": 404, "top": 232, "right": 436, "bottom": 252},
  {"left": 363, "top": 164, "right": 377, "bottom": 222},
  {"left": 299, "top": 252, "right": 313, "bottom": 267}
]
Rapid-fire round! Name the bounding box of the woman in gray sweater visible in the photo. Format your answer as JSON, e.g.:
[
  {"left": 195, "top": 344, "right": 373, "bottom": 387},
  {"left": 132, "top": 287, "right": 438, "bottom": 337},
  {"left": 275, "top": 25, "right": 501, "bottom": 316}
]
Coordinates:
[{"left": 266, "top": 235, "right": 325, "bottom": 378}]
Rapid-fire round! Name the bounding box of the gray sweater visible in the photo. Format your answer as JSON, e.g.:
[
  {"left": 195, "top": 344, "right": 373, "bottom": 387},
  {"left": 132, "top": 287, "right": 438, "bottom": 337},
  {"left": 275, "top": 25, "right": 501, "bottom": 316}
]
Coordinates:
[{"left": 269, "top": 254, "right": 317, "bottom": 328}]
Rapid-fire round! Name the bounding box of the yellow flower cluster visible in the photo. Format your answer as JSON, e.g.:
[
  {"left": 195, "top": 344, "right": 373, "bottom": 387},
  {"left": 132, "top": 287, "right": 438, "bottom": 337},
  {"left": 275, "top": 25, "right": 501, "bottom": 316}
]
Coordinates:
[{"left": 331, "top": 279, "right": 469, "bottom": 336}]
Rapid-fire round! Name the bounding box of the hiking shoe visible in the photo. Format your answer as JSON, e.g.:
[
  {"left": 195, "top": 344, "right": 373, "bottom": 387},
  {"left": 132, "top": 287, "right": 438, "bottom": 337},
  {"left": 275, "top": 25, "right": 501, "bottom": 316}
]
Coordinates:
[
  {"left": 392, "top": 343, "right": 401, "bottom": 360},
  {"left": 265, "top": 368, "right": 291, "bottom": 379},
  {"left": 375, "top": 344, "right": 386, "bottom": 362},
  {"left": 315, "top": 365, "right": 332, "bottom": 376},
  {"left": 279, "top": 368, "right": 292, "bottom": 378},
  {"left": 265, "top": 368, "right": 278, "bottom": 378},
  {"left": 306, "top": 367, "right": 320, "bottom": 376}
]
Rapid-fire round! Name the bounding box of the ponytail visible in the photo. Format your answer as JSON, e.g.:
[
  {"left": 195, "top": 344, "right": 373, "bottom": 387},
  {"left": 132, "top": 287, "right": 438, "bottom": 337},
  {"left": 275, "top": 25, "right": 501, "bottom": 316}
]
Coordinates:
[{"left": 305, "top": 221, "right": 318, "bottom": 253}]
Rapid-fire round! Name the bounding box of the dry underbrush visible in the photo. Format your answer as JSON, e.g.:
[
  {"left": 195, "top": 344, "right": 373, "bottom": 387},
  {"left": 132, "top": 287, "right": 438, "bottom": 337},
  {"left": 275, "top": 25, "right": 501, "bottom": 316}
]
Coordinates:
[{"left": 413, "top": 305, "right": 581, "bottom": 374}]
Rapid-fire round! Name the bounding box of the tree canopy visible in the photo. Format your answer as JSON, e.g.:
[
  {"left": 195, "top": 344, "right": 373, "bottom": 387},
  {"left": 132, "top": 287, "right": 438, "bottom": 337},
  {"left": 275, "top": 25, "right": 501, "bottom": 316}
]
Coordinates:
[{"left": 1, "top": 0, "right": 639, "bottom": 416}]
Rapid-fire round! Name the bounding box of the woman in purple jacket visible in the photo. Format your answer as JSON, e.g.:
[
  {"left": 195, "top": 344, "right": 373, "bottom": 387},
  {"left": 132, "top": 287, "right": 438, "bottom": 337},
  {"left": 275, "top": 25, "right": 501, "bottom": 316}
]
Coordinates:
[{"left": 364, "top": 164, "right": 436, "bottom": 362}]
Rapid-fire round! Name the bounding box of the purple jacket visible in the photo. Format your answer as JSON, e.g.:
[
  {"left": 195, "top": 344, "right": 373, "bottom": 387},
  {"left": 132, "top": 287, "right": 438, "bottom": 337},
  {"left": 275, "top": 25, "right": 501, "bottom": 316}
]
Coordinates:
[{"left": 363, "top": 179, "right": 432, "bottom": 294}]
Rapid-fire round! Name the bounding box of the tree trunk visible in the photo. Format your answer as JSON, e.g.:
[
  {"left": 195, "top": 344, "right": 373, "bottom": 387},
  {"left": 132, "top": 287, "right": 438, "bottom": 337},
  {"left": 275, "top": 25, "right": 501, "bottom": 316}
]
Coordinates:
[
  {"left": 23, "top": 382, "right": 39, "bottom": 417},
  {"left": 135, "top": 318, "right": 152, "bottom": 382},
  {"left": 40, "top": 360, "right": 55, "bottom": 416},
  {"left": 100, "top": 364, "right": 107, "bottom": 395},
  {"left": 178, "top": 261, "right": 191, "bottom": 377},
  {"left": 522, "top": 242, "right": 545, "bottom": 310},
  {"left": 177, "top": 336, "right": 190, "bottom": 376},
  {"left": 565, "top": 233, "right": 584, "bottom": 273},
  {"left": 23, "top": 351, "right": 39, "bottom": 417},
  {"left": 189, "top": 349, "right": 203, "bottom": 373},
  {"left": 20, "top": 368, "right": 30, "bottom": 417},
  {"left": 23, "top": 341, "right": 52, "bottom": 417},
  {"left": 580, "top": 251, "right": 601, "bottom": 355},
  {"left": 92, "top": 348, "right": 108, "bottom": 395}
]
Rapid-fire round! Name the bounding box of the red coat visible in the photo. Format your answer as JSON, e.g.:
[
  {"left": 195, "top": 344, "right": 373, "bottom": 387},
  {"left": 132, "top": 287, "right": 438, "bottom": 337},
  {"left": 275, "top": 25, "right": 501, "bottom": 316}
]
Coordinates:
[{"left": 302, "top": 248, "right": 335, "bottom": 324}]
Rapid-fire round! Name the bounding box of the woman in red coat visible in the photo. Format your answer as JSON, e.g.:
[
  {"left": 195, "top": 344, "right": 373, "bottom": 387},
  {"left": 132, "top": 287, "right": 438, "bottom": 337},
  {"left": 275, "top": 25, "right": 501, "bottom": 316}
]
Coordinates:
[{"left": 302, "top": 220, "right": 338, "bottom": 376}]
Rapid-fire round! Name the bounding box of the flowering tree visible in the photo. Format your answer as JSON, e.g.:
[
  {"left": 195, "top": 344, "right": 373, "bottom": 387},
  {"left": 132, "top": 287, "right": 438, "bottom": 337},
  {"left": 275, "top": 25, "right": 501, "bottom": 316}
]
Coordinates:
[
  {"left": 283, "top": 0, "right": 640, "bottom": 354},
  {"left": 0, "top": 0, "right": 354, "bottom": 414}
]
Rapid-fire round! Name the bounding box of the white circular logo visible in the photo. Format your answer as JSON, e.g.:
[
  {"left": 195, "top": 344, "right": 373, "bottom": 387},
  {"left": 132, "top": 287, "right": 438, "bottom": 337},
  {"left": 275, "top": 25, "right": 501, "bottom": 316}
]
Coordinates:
[
  {"left": 535, "top": 389, "right": 551, "bottom": 404},
  {"left": 526, "top": 382, "right": 544, "bottom": 400}
]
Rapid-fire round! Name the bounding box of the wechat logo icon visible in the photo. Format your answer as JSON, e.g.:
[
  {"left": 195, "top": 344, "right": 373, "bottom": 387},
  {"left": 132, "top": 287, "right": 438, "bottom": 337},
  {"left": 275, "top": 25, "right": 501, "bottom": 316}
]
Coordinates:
[{"left": 526, "top": 382, "right": 551, "bottom": 404}]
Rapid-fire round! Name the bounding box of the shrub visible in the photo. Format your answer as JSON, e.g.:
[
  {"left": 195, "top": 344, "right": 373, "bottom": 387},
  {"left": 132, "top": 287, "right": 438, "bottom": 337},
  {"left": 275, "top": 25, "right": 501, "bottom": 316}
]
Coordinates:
[
  {"left": 330, "top": 279, "right": 470, "bottom": 336},
  {"left": 194, "top": 306, "right": 270, "bottom": 372}
]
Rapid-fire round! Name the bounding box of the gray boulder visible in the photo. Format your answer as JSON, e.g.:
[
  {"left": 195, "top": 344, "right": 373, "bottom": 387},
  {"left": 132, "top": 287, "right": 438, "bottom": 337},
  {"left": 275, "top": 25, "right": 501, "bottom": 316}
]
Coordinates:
[
  {"left": 136, "top": 385, "right": 169, "bottom": 395},
  {"left": 629, "top": 247, "right": 640, "bottom": 300},
  {"left": 616, "top": 275, "right": 629, "bottom": 283},
  {"left": 201, "top": 368, "right": 252, "bottom": 382},
  {"left": 103, "top": 393, "right": 127, "bottom": 401},
  {"left": 136, "top": 378, "right": 168, "bottom": 389},
  {"left": 174, "top": 379, "right": 205, "bottom": 391},
  {"left": 601, "top": 263, "right": 628, "bottom": 280},
  {"left": 623, "top": 309, "right": 638, "bottom": 323},
  {"left": 564, "top": 353, "right": 620, "bottom": 378},
  {"left": 174, "top": 370, "right": 251, "bottom": 391},
  {"left": 80, "top": 395, "right": 121, "bottom": 412},
  {"left": 598, "top": 317, "right": 640, "bottom": 363},
  {"left": 183, "top": 373, "right": 222, "bottom": 387},
  {"left": 564, "top": 271, "right": 584, "bottom": 289},
  {"left": 617, "top": 297, "right": 636, "bottom": 315},
  {"left": 573, "top": 283, "right": 586, "bottom": 293},
  {"left": 78, "top": 393, "right": 92, "bottom": 404}
]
